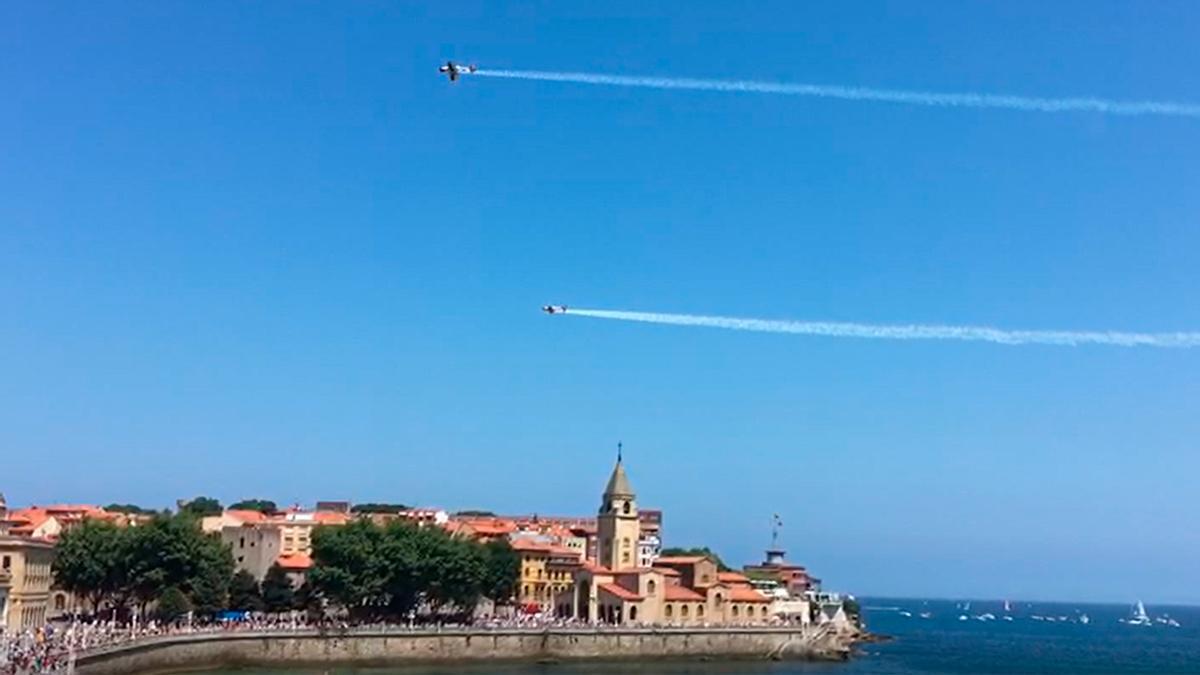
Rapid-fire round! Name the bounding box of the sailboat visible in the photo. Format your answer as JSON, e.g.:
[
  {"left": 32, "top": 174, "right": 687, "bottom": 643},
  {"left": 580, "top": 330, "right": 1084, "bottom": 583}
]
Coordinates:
[
  {"left": 1003, "top": 599, "right": 1012, "bottom": 613},
  {"left": 1125, "top": 601, "right": 1152, "bottom": 627}
]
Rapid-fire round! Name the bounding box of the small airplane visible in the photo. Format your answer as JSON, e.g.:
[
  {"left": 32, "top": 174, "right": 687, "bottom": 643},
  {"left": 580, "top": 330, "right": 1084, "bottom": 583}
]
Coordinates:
[
  {"left": 438, "top": 61, "right": 477, "bottom": 82},
  {"left": 542, "top": 305, "right": 568, "bottom": 314}
]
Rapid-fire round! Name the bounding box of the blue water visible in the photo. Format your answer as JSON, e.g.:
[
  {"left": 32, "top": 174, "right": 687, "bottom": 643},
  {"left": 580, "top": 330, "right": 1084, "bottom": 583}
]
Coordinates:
[
  {"left": 212, "top": 598, "right": 1200, "bottom": 674},
  {"left": 850, "top": 597, "right": 1200, "bottom": 674}
]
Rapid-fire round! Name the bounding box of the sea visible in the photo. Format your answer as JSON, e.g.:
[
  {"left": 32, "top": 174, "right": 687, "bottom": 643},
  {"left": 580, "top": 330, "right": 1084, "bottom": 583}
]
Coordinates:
[{"left": 204, "top": 598, "right": 1200, "bottom": 675}]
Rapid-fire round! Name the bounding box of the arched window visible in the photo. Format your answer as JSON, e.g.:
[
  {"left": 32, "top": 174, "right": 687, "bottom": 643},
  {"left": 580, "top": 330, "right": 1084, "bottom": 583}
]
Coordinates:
[
  {"left": 623, "top": 501, "right": 631, "bottom": 514},
  {"left": 682, "top": 605, "right": 690, "bottom": 618},
  {"left": 54, "top": 595, "right": 66, "bottom": 611},
  {"left": 623, "top": 537, "right": 631, "bottom": 548},
  {"left": 630, "top": 606, "right": 638, "bottom": 621},
  {"left": 761, "top": 606, "right": 768, "bottom": 618},
  {"left": 697, "top": 604, "right": 705, "bottom": 617},
  {"left": 622, "top": 551, "right": 631, "bottom": 563},
  {"left": 732, "top": 605, "right": 740, "bottom": 618},
  {"left": 665, "top": 604, "right": 673, "bottom": 618},
  {"left": 647, "top": 580, "right": 657, "bottom": 595},
  {"left": 715, "top": 593, "right": 724, "bottom": 605}
]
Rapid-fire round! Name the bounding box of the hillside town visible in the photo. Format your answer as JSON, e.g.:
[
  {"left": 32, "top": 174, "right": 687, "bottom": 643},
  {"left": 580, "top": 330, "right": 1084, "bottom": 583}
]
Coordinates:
[{"left": 1, "top": 455, "right": 854, "bottom": 647}]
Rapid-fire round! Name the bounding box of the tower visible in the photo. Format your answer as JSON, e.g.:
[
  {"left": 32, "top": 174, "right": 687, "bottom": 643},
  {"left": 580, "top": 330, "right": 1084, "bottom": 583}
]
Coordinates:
[{"left": 597, "top": 443, "right": 640, "bottom": 571}]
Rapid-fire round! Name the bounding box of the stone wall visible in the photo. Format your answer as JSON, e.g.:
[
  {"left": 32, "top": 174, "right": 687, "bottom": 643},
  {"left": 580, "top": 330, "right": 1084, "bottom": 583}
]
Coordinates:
[{"left": 75, "top": 627, "right": 847, "bottom": 675}]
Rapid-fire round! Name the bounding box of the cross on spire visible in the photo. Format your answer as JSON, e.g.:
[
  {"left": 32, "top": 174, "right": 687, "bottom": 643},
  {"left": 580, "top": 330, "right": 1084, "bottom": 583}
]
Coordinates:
[{"left": 617, "top": 441, "right": 623, "bottom": 463}]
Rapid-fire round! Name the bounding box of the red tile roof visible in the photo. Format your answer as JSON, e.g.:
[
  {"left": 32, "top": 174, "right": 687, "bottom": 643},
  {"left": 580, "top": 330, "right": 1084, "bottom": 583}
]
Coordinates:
[
  {"left": 718, "top": 571, "right": 751, "bottom": 584},
  {"left": 225, "top": 509, "right": 271, "bottom": 524},
  {"left": 727, "top": 586, "right": 769, "bottom": 602},
  {"left": 663, "top": 585, "right": 706, "bottom": 601},
  {"left": 312, "top": 511, "right": 349, "bottom": 525},
  {"left": 276, "top": 553, "right": 313, "bottom": 570},
  {"left": 598, "top": 583, "right": 642, "bottom": 601}
]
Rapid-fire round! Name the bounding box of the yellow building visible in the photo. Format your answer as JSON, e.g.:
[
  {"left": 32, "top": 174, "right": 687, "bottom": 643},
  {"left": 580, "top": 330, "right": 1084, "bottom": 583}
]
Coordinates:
[
  {"left": 0, "top": 535, "right": 56, "bottom": 631},
  {"left": 512, "top": 538, "right": 581, "bottom": 613}
]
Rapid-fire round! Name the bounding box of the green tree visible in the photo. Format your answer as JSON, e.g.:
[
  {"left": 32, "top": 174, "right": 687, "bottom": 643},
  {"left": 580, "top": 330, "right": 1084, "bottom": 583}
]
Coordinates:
[
  {"left": 228, "top": 570, "right": 264, "bottom": 612},
  {"left": 157, "top": 586, "right": 193, "bottom": 622},
  {"left": 51, "top": 513, "right": 234, "bottom": 616},
  {"left": 228, "top": 499, "right": 277, "bottom": 513},
  {"left": 261, "top": 564, "right": 295, "bottom": 613},
  {"left": 309, "top": 520, "right": 388, "bottom": 618},
  {"left": 309, "top": 519, "right": 498, "bottom": 620},
  {"left": 53, "top": 519, "right": 124, "bottom": 612},
  {"left": 104, "top": 503, "right": 152, "bottom": 515},
  {"left": 179, "top": 496, "right": 223, "bottom": 517},
  {"left": 293, "top": 581, "right": 321, "bottom": 617},
  {"left": 660, "top": 546, "right": 731, "bottom": 572},
  {"left": 480, "top": 539, "right": 520, "bottom": 604}
]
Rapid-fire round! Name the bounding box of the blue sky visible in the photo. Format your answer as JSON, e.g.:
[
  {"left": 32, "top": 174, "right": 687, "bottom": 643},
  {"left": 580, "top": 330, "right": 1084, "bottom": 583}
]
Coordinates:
[{"left": 3, "top": 2, "right": 1199, "bottom": 603}]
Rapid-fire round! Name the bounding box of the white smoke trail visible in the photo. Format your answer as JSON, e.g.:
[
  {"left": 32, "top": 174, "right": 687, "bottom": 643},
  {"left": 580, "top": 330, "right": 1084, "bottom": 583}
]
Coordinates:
[
  {"left": 563, "top": 309, "right": 1200, "bottom": 348},
  {"left": 474, "top": 69, "right": 1200, "bottom": 118}
]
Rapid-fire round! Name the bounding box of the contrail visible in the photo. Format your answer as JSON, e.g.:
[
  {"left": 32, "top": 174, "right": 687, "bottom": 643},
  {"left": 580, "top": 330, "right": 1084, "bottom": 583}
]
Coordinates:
[
  {"left": 474, "top": 69, "right": 1200, "bottom": 118},
  {"left": 562, "top": 308, "right": 1200, "bottom": 348}
]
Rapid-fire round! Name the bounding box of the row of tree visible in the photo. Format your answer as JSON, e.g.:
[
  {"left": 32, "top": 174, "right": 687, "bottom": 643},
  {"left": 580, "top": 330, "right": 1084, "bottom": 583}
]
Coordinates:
[
  {"left": 52, "top": 514, "right": 520, "bottom": 622},
  {"left": 308, "top": 520, "right": 519, "bottom": 620},
  {"left": 54, "top": 516, "right": 234, "bottom": 618}
]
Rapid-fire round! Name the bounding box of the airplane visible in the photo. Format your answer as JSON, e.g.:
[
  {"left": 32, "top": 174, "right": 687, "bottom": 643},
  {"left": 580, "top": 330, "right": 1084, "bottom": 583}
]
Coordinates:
[
  {"left": 438, "top": 61, "right": 477, "bottom": 82},
  {"left": 542, "top": 305, "right": 568, "bottom": 314}
]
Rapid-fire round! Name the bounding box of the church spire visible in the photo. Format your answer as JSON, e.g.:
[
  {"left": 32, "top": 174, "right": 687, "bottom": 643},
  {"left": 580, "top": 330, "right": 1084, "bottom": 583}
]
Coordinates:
[{"left": 603, "top": 443, "right": 634, "bottom": 498}]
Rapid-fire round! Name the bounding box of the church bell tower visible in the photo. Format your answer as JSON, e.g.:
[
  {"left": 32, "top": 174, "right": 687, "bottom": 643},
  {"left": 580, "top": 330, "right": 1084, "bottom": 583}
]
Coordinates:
[{"left": 597, "top": 443, "right": 640, "bottom": 570}]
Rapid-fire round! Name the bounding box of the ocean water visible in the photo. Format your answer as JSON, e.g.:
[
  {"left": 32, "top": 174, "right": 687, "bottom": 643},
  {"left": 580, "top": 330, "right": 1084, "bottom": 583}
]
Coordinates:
[{"left": 205, "top": 599, "right": 1200, "bottom": 675}]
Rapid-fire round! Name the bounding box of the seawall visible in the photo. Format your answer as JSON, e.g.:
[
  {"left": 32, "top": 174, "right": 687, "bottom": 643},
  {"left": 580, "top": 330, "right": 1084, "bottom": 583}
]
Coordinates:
[{"left": 75, "top": 627, "right": 850, "bottom": 675}]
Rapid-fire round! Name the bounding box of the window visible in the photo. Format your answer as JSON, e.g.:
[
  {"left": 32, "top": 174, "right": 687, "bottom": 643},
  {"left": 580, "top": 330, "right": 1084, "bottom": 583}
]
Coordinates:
[
  {"left": 732, "top": 605, "right": 740, "bottom": 618},
  {"left": 54, "top": 595, "right": 66, "bottom": 611},
  {"left": 761, "top": 606, "right": 768, "bottom": 618},
  {"left": 239, "top": 537, "right": 245, "bottom": 548},
  {"left": 647, "top": 580, "right": 657, "bottom": 595},
  {"left": 630, "top": 606, "right": 638, "bottom": 621},
  {"left": 665, "top": 604, "right": 673, "bottom": 618},
  {"left": 698, "top": 605, "right": 705, "bottom": 617},
  {"left": 623, "top": 501, "right": 631, "bottom": 514},
  {"left": 681, "top": 604, "right": 690, "bottom": 617},
  {"left": 4, "top": 555, "right": 12, "bottom": 569},
  {"left": 622, "top": 551, "right": 630, "bottom": 563}
]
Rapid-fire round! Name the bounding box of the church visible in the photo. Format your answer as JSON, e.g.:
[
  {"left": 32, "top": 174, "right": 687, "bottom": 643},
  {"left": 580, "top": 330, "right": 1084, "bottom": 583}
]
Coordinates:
[{"left": 556, "top": 454, "right": 772, "bottom": 625}]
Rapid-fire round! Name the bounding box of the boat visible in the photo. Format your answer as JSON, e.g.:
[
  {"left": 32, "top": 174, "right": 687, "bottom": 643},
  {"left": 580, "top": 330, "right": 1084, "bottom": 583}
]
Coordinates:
[
  {"left": 899, "top": 611, "right": 912, "bottom": 617},
  {"left": 1003, "top": 599, "right": 1012, "bottom": 613},
  {"left": 919, "top": 611, "right": 933, "bottom": 619},
  {"left": 1126, "top": 601, "right": 1152, "bottom": 627},
  {"left": 958, "top": 615, "right": 968, "bottom": 621},
  {"left": 1079, "top": 614, "right": 1090, "bottom": 625},
  {"left": 1002, "top": 616, "right": 1014, "bottom": 622}
]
